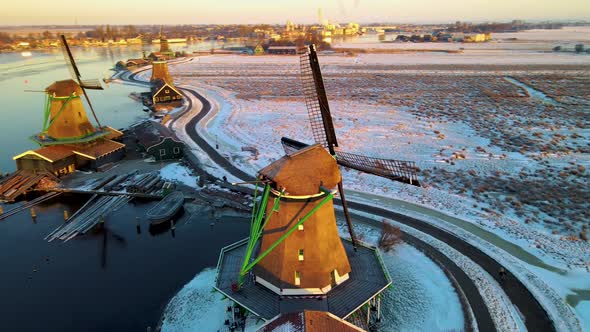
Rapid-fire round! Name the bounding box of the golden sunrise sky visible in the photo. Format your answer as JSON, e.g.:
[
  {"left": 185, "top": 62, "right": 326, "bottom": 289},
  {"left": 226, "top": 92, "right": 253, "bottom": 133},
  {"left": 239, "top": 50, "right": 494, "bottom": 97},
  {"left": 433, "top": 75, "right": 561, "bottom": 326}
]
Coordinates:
[{"left": 1, "top": 0, "right": 589, "bottom": 25}]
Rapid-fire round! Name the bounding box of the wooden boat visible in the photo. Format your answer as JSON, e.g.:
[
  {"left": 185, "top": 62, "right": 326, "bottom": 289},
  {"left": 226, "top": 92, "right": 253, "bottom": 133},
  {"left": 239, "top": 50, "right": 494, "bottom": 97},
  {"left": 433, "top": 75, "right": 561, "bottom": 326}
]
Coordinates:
[{"left": 147, "top": 191, "right": 184, "bottom": 225}]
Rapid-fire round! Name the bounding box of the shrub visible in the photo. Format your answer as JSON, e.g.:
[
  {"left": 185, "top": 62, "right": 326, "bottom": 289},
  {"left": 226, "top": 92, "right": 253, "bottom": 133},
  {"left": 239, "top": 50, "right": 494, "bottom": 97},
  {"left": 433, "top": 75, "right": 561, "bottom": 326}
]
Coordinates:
[{"left": 378, "top": 221, "right": 402, "bottom": 252}]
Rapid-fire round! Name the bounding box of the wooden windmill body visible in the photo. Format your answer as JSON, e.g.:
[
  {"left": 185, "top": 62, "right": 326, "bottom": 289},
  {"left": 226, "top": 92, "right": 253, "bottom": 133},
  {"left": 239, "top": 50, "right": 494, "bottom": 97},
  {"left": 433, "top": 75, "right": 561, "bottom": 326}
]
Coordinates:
[
  {"left": 42, "top": 79, "right": 98, "bottom": 141},
  {"left": 253, "top": 144, "right": 351, "bottom": 295},
  {"left": 151, "top": 61, "right": 174, "bottom": 85}
]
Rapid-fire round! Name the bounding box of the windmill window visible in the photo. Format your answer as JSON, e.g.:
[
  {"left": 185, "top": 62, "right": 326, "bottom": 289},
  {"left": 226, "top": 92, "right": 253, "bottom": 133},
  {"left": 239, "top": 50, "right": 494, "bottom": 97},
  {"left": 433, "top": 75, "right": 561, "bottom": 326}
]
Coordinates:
[
  {"left": 298, "top": 224, "right": 304, "bottom": 231},
  {"left": 294, "top": 271, "right": 301, "bottom": 285},
  {"left": 173, "top": 147, "right": 180, "bottom": 154},
  {"left": 298, "top": 249, "right": 304, "bottom": 261},
  {"left": 78, "top": 112, "right": 82, "bottom": 117},
  {"left": 159, "top": 149, "right": 166, "bottom": 157}
]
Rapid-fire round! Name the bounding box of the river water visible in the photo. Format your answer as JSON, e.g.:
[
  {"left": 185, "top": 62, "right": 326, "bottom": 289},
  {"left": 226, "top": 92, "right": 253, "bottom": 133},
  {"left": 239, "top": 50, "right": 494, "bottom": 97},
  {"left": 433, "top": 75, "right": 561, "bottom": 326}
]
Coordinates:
[
  {"left": 0, "top": 40, "right": 235, "bottom": 173},
  {"left": 0, "top": 41, "right": 249, "bottom": 332}
]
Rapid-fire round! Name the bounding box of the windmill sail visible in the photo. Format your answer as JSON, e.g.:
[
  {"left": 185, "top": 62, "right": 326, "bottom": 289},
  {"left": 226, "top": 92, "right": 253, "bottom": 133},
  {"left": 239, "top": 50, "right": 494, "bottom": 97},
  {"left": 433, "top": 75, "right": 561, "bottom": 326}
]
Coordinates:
[
  {"left": 281, "top": 137, "right": 420, "bottom": 186},
  {"left": 336, "top": 151, "right": 420, "bottom": 186},
  {"left": 60, "top": 36, "right": 103, "bottom": 90},
  {"left": 60, "top": 35, "right": 103, "bottom": 128},
  {"left": 299, "top": 45, "right": 338, "bottom": 151}
]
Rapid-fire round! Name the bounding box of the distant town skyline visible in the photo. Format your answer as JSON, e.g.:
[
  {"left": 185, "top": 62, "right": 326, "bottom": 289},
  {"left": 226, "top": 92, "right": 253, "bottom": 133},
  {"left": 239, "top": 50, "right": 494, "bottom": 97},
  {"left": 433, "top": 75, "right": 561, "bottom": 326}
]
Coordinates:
[{"left": 1, "top": 0, "right": 589, "bottom": 25}]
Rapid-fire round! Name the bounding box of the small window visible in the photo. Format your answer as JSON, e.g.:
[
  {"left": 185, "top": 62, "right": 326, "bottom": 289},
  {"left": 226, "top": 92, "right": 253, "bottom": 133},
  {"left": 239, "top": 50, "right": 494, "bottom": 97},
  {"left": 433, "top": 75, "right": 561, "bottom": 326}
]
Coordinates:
[
  {"left": 298, "top": 249, "right": 304, "bottom": 261},
  {"left": 78, "top": 112, "right": 82, "bottom": 117},
  {"left": 298, "top": 224, "right": 304, "bottom": 231},
  {"left": 294, "top": 271, "right": 300, "bottom": 286},
  {"left": 159, "top": 149, "right": 166, "bottom": 157},
  {"left": 173, "top": 147, "right": 180, "bottom": 154},
  {"left": 165, "top": 89, "right": 170, "bottom": 94}
]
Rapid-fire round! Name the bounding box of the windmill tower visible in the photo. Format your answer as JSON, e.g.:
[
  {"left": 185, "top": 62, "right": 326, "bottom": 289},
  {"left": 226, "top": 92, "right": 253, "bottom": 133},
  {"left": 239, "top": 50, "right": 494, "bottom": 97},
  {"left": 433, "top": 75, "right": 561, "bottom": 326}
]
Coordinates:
[
  {"left": 35, "top": 80, "right": 101, "bottom": 144},
  {"left": 150, "top": 61, "right": 174, "bottom": 85},
  {"left": 252, "top": 144, "right": 351, "bottom": 295}
]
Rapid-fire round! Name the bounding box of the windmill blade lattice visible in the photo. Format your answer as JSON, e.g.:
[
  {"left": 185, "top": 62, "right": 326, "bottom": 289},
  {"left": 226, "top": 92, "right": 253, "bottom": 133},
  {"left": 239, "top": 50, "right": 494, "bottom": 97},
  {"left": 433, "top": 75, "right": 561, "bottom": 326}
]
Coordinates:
[
  {"left": 299, "top": 45, "right": 338, "bottom": 150},
  {"left": 281, "top": 137, "right": 420, "bottom": 186},
  {"left": 60, "top": 35, "right": 103, "bottom": 128},
  {"left": 337, "top": 151, "right": 420, "bottom": 186}
]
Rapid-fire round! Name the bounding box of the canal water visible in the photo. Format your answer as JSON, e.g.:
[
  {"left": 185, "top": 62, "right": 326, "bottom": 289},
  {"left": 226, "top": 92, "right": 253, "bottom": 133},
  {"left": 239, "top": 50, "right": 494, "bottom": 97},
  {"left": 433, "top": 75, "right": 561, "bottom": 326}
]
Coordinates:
[
  {"left": 0, "top": 40, "right": 248, "bottom": 331},
  {"left": 0, "top": 195, "right": 249, "bottom": 331}
]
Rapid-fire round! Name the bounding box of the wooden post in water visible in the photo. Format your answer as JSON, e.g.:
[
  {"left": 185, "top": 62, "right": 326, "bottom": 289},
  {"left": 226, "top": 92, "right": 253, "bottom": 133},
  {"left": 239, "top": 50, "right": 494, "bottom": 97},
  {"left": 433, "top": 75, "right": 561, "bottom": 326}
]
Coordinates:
[
  {"left": 30, "top": 208, "right": 37, "bottom": 219},
  {"left": 0, "top": 205, "right": 3, "bottom": 215},
  {"left": 377, "top": 295, "right": 381, "bottom": 322},
  {"left": 63, "top": 210, "right": 69, "bottom": 221}
]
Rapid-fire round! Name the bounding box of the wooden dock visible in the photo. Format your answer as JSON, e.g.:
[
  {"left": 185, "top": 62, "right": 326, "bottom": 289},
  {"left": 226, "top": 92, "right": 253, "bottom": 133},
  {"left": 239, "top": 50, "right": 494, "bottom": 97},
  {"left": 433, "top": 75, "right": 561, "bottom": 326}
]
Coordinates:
[
  {"left": 45, "top": 194, "right": 132, "bottom": 242},
  {"left": 0, "top": 170, "right": 58, "bottom": 202},
  {"left": 44, "top": 171, "right": 168, "bottom": 242},
  {"left": 0, "top": 192, "right": 62, "bottom": 220},
  {"left": 48, "top": 188, "right": 162, "bottom": 199}
]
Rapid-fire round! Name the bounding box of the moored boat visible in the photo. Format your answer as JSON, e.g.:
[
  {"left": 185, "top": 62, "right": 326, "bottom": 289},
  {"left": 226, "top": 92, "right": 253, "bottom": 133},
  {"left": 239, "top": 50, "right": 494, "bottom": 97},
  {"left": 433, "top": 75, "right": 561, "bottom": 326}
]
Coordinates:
[{"left": 147, "top": 191, "right": 184, "bottom": 225}]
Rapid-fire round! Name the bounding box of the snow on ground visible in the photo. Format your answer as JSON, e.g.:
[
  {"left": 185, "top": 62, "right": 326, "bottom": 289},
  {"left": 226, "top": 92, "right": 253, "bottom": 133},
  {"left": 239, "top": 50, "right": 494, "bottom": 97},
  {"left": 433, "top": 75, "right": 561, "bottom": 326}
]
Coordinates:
[
  {"left": 171, "top": 61, "right": 589, "bottom": 270},
  {"left": 346, "top": 222, "right": 466, "bottom": 331},
  {"left": 380, "top": 243, "right": 465, "bottom": 331},
  {"left": 159, "top": 163, "right": 199, "bottom": 188},
  {"left": 347, "top": 210, "right": 527, "bottom": 331},
  {"left": 160, "top": 268, "right": 265, "bottom": 332}
]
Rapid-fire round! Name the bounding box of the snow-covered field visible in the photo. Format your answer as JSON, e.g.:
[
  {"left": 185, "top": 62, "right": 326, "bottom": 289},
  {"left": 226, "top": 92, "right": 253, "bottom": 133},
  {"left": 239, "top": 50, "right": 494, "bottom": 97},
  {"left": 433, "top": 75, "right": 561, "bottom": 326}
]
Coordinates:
[{"left": 160, "top": 42, "right": 590, "bottom": 329}]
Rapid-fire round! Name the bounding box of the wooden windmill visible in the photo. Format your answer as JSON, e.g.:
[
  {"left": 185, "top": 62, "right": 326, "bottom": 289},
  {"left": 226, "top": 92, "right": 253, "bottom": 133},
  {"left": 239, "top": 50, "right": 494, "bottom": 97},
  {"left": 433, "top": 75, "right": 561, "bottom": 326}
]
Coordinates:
[
  {"left": 239, "top": 144, "right": 352, "bottom": 295},
  {"left": 159, "top": 25, "right": 171, "bottom": 54},
  {"left": 33, "top": 35, "right": 110, "bottom": 145},
  {"left": 14, "top": 35, "right": 124, "bottom": 177},
  {"left": 235, "top": 45, "right": 417, "bottom": 295}
]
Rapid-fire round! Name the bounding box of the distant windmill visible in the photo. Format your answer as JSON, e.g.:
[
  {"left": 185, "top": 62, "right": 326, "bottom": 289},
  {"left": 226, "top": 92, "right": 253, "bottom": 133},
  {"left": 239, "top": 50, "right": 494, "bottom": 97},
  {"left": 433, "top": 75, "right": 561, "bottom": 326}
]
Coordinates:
[
  {"left": 281, "top": 44, "right": 421, "bottom": 247},
  {"left": 159, "top": 25, "right": 170, "bottom": 54}
]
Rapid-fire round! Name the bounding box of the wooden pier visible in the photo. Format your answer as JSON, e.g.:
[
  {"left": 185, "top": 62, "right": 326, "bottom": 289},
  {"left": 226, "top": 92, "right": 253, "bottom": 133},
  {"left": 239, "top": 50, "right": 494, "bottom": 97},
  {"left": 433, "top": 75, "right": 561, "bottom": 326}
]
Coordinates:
[
  {"left": 45, "top": 194, "right": 132, "bottom": 242},
  {"left": 0, "top": 192, "right": 62, "bottom": 221},
  {"left": 0, "top": 170, "right": 58, "bottom": 202},
  {"left": 44, "top": 171, "right": 169, "bottom": 242}
]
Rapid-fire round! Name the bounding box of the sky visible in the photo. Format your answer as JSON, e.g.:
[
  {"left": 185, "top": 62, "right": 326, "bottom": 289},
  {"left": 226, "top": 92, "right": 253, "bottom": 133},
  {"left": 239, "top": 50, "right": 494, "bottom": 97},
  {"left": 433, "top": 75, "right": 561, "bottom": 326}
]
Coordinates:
[{"left": 1, "top": 0, "right": 589, "bottom": 25}]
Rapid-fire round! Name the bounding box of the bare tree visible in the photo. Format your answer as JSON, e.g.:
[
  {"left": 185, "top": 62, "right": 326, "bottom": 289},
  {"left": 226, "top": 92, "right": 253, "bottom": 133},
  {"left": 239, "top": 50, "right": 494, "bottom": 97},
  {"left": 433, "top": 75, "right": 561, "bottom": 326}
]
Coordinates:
[{"left": 378, "top": 220, "right": 402, "bottom": 252}]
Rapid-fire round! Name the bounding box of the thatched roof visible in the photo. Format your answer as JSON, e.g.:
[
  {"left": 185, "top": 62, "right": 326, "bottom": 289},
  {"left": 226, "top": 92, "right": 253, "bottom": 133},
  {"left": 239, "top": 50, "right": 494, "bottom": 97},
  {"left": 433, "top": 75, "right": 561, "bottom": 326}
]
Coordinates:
[
  {"left": 258, "top": 144, "right": 340, "bottom": 195},
  {"left": 46, "top": 79, "right": 83, "bottom": 97}
]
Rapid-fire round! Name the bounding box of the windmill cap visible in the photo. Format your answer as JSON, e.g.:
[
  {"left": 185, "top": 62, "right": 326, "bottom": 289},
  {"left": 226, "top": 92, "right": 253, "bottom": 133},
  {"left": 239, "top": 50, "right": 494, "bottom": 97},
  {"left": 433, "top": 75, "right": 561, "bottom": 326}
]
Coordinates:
[
  {"left": 258, "top": 144, "right": 341, "bottom": 195},
  {"left": 46, "top": 79, "right": 82, "bottom": 97}
]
